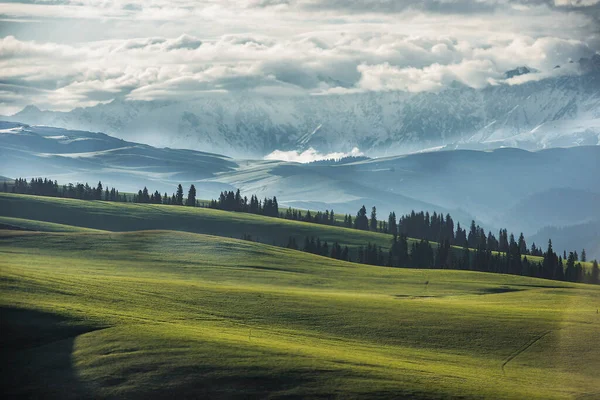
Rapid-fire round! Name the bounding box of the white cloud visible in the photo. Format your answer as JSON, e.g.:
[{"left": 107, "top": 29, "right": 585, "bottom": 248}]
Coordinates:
[
  {"left": 352, "top": 59, "right": 500, "bottom": 93},
  {"left": 264, "top": 147, "right": 364, "bottom": 163},
  {"left": 0, "top": 0, "right": 598, "bottom": 113}
]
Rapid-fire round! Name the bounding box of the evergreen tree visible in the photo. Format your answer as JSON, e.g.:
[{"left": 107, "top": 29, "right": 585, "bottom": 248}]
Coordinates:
[
  {"left": 354, "top": 205, "right": 369, "bottom": 230},
  {"left": 322, "top": 241, "right": 329, "bottom": 257},
  {"left": 141, "top": 186, "right": 150, "bottom": 203},
  {"left": 388, "top": 212, "right": 397, "bottom": 236},
  {"left": 96, "top": 181, "right": 103, "bottom": 200},
  {"left": 2, "top": 181, "right": 7, "bottom": 192},
  {"left": 591, "top": 260, "right": 599, "bottom": 284},
  {"left": 581, "top": 249, "right": 587, "bottom": 262},
  {"left": 467, "top": 221, "right": 478, "bottom": 248},
  {"left": 370, "top": 206, "right": 377, "bottom": 231},
  {"left": 455, "top": 222, "right": 467, "bottom": 247},
  {"left": 498, "top": 229, "right": 509, "bottom": 253},
  {"left": 542, "top": 240, "right": 558, "bottom": 280},
  {"left": 341, "top": 246, "right": 349, "bottom": 261},
  {"left": 176, "top": 184, "right": 184, "bottom": 205},
  {"left": 518, "top": 233, "right": 527, "bottom": 255},
  {"left": 186, "top": 184, "right": 197, "bottom": 206}
]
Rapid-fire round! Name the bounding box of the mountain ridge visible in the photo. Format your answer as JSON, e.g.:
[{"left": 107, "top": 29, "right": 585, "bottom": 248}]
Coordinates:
[
  {"left": 2, "top": 120, "right": 598, "bottom": 253},
  {"left": 3, "top": 67, "right": 600, "bottom": 158}
]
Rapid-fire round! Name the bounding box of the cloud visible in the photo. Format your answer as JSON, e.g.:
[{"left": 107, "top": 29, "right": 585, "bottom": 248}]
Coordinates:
[
  {"left": 264, "top": 147, "right": 364, "bottom": 163},
  {"left": 0, "top": 0, "right": 598, "bottom": 113}
]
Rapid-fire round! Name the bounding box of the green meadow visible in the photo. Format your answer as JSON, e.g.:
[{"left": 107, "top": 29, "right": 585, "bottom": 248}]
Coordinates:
[
  {"left": 1, "top": 193, "right": 599, "bottom": 398},
  {"left": 0, "top": 193, "right": 404, "bottom": 256},
  {"left": 0, "top": 193, "right": 594, "bottom": 270}
]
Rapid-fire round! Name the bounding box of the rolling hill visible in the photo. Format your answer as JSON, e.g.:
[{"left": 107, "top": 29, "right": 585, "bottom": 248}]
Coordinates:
[
  {"left": 1, "top": 192, "right": 595, "bottom": 270},
  {"left": 0, "top": 193, "right": 399, "bottom": 258},
  {"left": 1, "top": 228, "right": 599, "bottom": 399}
]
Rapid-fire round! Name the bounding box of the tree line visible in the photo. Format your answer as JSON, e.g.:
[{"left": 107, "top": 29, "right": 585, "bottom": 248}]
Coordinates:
[
  {"left": 208, "top": 189, "right": 338, "bottom": 224},
  {"left": 294, "top": 232, "right": 599, "bottom": 285},
  {"left": 132, "top": 184, "right": 199, "bottom": 207},
  {"left": 208, "top": 190, "right": 279, "bottom": 217},
  {"left": 4, "top": 177, "right": 597, "bottom": 284},
  {"left": 8, "top": 177, "right": 127, "bottom": 202}
]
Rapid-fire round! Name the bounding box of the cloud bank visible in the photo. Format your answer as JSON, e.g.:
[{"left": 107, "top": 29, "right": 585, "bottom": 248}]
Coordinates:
[
  {"left": 0, "top": 0, "right": 598, "bottom": 113},
  {"left": 264, "top": 147, "right": 364, "bottom": 163}
]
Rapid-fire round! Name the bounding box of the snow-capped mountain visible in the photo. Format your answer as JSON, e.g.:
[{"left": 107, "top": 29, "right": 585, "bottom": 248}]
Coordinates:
[
  {"left": 2, "top": 120, "right": 599, "bottom": 255},
  {"left": 3, "top": 56, "right": 600, "bottom": 158}
]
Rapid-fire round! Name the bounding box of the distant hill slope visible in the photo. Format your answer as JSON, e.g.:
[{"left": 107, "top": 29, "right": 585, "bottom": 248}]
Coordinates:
[
  {"left": 500, "top": 188, "right": 600, "bottom": 233},
  {"left": 0, "top": 121, "right": 238, "bottom": 199},
  {"left": 2, "top": 121, "right": 599, "bottom": 239},
  {"left": 530, "top": 220, "right": 600, "bottom": 261}
]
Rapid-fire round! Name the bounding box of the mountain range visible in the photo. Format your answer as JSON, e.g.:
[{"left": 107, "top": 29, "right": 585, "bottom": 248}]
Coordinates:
[
  {"left": 1, "top": 120, "right": 598, "bottom": 258},
  {"left": 2, "top": 56, "right": 600, "bottom": 158}
]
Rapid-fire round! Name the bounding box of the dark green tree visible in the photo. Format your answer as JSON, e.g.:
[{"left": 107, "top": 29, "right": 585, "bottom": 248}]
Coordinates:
[
  {"left": 591, "top": 260, "right": 599, "bottom": 284},
  {"left": 518, "top": 233, "right": 527, "bottom": 254},
  {"left": 141, "top": 186, "right": 150, "bottom": 203},
  {"left": 96, "top": 181, "right": 103, "bottom": 200},
  {"left": 354, "top": 205, "right": 369, "bottom": 230},
  {"left": 369, "top": 206, "right": 377, "bottom": 231},
  {"left": 388, "top": 212, "right": 397, "bottom": 236},
  {"left": 186, "top": 184, "right": 197, "bottom": 206},
  {"left": 176, "top": 184, "right": 184, "bottom": 205}
]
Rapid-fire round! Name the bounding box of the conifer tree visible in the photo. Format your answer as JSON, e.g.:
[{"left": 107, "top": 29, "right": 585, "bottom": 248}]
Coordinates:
[
  {"left": 186, "top": 184, "right": 196, "bottom": 206},
  {"left": 176, "top": 184, "right": 184, "bottom": 205},
  {"left": 355, "top": 206, "right": 369, "bottom": 230},
  {"left": 591, "top": 260, "right": 599, "bottom": 284},
  {"left": 96, "top": 181, "right": 103, "bottom": 200},
  {"left": 370, "top": 206, "right": 377, "bottom": 231},
  {"left": 142, "top": 186, "right": 150, "bottom": 203},
  {"left": 518, "top": 233, "right": 527, "bottom": 254},
  {"left": 388, "top": 212, "right": 397, "bottom": 236}
]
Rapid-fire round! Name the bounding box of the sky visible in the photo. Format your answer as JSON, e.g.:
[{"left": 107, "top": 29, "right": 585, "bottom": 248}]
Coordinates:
[{"left": 0, "top": 0, "right": 599, "bottom": 114}]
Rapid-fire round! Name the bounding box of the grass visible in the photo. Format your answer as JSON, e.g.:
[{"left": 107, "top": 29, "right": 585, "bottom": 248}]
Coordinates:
[
  {"left": 0, "top": 192, "right": 401, "bottom": 254},
  {"left": 1, "top": 229, "right": 600, "bottom": 399},
  {"left": 0, "top": 215, "right": 107, "bottom": 233},
  {"left": 0, "top": 193, "right": 594, "bottom": 271}
]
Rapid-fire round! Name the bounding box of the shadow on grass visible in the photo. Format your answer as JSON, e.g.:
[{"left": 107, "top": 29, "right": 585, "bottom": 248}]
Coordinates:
[{"left": 0, "top": 306, "right": 103, "bottom": 399}]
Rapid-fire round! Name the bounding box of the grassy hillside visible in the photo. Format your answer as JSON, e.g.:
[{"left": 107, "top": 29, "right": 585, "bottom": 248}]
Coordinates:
[
  {"left": 0, "top": 193, "right": 399, "bottom": 254},
  {"left": 0, "top": 216, "right": 107, "bottom": 233},
  {"left": 0, "top": 193, "right": 594, "bottom": 271},
  {"left": 2, "top": 229, "right": 599, "bottom": 399}
]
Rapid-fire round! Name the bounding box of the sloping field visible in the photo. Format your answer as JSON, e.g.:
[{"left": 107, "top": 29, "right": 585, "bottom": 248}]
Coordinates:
[
  {"left": 1, "top": 230, "right": 599, "bottom": 399},
  {"left": 0, "top": 193, "right": 399, "bottom": 253},
  {"left": 0, "top": 193, "right": 594, "bottom": 271}
]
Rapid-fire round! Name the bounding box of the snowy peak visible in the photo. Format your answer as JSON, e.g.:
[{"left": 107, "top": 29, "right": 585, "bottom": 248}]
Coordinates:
[
  {"left": 504, "top": 66, "right": 533, "bottom": 79},
  {"left": 5, "top": 71, "right": 600, "bottom": 157}
]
